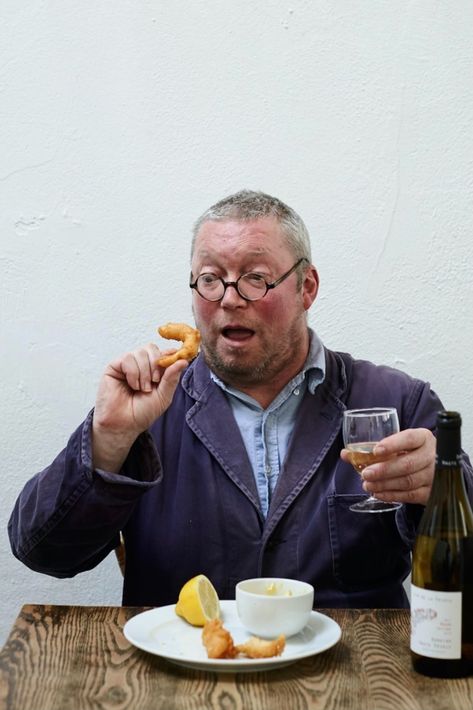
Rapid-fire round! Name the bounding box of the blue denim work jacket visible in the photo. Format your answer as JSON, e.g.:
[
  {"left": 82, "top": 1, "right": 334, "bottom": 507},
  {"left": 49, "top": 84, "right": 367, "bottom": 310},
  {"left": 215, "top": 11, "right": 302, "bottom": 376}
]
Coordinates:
[{"left": 9, "top": 348, "right": 473, "bottom": 609}]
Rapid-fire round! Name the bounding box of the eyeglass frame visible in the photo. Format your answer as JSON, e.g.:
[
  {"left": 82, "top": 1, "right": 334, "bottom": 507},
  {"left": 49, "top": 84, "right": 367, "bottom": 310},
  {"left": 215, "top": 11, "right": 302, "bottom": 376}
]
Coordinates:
[{"left": 189, "top": 257, "right": 309, "bottom": 302}]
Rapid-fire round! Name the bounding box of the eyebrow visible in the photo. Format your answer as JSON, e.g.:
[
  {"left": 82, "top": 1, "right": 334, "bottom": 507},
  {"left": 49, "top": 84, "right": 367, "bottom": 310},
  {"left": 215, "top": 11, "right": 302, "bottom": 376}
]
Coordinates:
[{"left": 195, "top": 247, "right": 268, "bottom": 259}]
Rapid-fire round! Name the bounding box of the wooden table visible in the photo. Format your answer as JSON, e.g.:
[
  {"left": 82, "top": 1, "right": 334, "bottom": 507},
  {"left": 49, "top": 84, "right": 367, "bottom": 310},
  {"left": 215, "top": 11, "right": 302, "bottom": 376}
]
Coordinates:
[{"left": 0, "top": 605, "right": 471, "bottom": 710}]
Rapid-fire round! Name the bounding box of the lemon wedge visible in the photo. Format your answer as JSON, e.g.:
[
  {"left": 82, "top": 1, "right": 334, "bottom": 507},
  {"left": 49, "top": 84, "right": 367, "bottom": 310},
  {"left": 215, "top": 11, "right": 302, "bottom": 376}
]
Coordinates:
[{"left": 175, "top": 574, "right": 220, "bottom": 626}]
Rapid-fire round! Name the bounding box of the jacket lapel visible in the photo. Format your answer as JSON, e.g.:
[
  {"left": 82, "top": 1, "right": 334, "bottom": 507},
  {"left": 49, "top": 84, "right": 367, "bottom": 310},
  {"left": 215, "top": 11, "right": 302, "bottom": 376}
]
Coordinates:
[
  {"left": 264, "top": 349, "right": 348, "bottom": 536},
  {"left": 183, "top": 357, "right": 262, "bottom": 512}
]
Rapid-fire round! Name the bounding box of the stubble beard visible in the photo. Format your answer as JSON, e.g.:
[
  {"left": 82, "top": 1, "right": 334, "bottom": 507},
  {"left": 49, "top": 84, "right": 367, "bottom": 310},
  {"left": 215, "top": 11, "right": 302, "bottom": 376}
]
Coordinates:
[
  {"left": 200, "top": 320, "right": 306, "bottom": 389},
  {"left": 202, "top": 345, "right": 270, "bottom": 386}
]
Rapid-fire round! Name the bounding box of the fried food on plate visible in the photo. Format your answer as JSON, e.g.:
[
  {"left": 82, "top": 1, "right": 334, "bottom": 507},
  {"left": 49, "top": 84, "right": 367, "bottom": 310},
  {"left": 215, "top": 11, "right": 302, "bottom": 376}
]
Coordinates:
[
  {"left": 235, "top": 634, "right": 286, "bottom": 659},
  {"left": 202, "top": 620, "right": 285, "bottom": 660},
  {"left": 202, "top": 619, "right": 238, "bottom": 659},
  {"left": 157, "top": 322, "right": 200, "bottom": 368}
]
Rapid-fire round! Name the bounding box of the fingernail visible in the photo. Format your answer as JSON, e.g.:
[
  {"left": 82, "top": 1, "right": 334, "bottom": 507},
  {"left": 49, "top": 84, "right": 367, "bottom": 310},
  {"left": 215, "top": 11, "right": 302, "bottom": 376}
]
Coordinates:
[
  {"left": 374, "top": 445, "right": 386, "bottom": 456},
  {"left": 362, "top": 468, "right": 374, "bottom": 480}
]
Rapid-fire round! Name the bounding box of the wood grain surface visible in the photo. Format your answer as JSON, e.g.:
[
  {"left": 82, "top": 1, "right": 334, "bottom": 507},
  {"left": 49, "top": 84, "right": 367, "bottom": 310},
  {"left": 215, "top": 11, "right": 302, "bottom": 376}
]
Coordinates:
[{"left": 0, "top": 606, "right": 472, "bottom": 710}]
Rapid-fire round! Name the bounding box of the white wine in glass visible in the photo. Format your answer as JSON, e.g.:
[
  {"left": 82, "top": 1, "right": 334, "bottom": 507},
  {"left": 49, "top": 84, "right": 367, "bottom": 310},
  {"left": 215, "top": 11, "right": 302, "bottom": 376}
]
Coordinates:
[{"left": 343, "top": 407, "right": 402, "bottom": 513}]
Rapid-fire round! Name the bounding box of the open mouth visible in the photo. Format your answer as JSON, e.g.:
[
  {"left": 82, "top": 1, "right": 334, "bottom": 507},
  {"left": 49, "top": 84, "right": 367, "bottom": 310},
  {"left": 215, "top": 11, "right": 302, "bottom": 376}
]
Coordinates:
[{"left": 221, "top": 326, "right": 255, "bottom": 342}]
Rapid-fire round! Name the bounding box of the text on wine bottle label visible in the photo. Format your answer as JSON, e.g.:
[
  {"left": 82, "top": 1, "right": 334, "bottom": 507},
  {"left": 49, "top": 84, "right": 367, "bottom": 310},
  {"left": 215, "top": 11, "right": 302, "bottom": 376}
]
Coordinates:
[{"left": 410, "top": 584, "right": 462, "bottom": 659}]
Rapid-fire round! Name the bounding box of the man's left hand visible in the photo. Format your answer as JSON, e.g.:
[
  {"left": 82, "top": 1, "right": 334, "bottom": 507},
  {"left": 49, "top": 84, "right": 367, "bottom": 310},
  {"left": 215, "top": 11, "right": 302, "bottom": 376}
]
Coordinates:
[{"left": 340, "top": 428, "right": 436, "bottom": 506}]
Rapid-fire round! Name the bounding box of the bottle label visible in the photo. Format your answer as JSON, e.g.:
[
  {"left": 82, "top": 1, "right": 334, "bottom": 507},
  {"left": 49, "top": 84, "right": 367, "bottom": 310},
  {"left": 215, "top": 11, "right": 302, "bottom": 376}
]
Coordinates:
[
  {"left": 410, "top": 584, "right": 462, "bottom": 659},
  {"left": 435, "top": 454, "right": 462, "bottom": 467}
]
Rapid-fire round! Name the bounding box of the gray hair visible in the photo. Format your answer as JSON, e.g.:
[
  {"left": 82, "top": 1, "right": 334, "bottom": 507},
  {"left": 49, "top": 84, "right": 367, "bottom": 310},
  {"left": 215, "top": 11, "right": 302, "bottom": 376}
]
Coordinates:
[{"left": 191, "top": 190, "right": 312, "bottom": 264}]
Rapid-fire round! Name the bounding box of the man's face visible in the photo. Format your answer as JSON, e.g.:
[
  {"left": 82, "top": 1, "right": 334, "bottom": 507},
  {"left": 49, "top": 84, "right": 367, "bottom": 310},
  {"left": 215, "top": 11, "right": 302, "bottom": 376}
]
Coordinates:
[{"left": 191, "top": 216, "right": 317, "bottom": 389}]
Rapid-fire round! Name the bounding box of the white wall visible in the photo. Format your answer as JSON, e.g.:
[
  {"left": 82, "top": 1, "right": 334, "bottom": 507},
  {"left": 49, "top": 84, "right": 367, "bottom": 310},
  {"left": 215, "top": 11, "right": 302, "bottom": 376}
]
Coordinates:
[{"left": 1, "top": 1, "right": 472, "bottom": 645}]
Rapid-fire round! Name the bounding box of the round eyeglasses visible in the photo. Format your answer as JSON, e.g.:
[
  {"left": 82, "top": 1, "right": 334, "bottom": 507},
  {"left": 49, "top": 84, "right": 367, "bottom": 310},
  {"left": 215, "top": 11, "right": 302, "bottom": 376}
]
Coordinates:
[{"left": 189, "top": 258, "right": 308, "bottom": 302}]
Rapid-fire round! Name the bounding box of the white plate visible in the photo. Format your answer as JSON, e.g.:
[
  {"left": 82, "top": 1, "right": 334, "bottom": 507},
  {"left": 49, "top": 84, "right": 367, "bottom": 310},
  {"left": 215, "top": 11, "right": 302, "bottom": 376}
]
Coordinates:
[{"left": 123, "top": 600, "right": 341, "bottom": 673}]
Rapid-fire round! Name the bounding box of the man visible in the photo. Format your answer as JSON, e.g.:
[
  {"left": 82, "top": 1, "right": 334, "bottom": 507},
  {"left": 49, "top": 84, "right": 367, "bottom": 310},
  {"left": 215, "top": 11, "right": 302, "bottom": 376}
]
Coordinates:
[{"left": 9, "top": 190, "right": 473, "bottom": 608}]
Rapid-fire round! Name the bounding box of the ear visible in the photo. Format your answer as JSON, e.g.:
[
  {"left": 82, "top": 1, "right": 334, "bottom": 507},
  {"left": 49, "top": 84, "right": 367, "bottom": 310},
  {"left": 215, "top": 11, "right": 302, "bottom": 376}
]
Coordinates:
[{"left": 302, "top": 265, "right": 319, "bottom": 310}]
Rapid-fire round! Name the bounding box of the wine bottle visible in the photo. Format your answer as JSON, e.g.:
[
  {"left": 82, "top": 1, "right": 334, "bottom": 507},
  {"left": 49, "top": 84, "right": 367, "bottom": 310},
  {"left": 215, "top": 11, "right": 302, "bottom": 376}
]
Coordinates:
[{"left": 410, "top": 411, "right": 473, "bottom": 677}]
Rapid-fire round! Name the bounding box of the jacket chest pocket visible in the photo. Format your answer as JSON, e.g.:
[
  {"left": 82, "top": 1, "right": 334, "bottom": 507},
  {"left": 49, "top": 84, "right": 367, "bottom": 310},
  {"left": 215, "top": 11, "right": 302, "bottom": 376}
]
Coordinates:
[{"left": 327, "top": 494, "right": 409, "bottom": 591}]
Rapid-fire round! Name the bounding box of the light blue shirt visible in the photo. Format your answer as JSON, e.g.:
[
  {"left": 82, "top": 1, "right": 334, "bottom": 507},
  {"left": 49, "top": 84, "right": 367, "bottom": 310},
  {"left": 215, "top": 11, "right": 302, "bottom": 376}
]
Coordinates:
[{"left": 211, "top": 329, "right": 326, "bottom": 516}]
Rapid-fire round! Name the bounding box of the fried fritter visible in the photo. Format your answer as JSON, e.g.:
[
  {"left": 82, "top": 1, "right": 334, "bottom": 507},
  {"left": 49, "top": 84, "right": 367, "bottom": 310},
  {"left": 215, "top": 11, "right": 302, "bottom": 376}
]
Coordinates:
[
  {"left": 202, "top": 620, "right": 285, "bottom": 660},
  {"left": 235, "top": 634, "right": 286, "bottom": 658},
  {"left": 202, "top": 619, "right": 238, "bottom": 659},
  {"left": 157, "top": 322, "right": 200, "bottom": 367}
]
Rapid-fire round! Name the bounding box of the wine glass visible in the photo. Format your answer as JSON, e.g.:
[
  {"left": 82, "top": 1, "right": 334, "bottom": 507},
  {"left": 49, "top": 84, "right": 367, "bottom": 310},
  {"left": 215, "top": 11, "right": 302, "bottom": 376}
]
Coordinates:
[{"left": 343, "top": 407, "right": 402, "bottom": 513}]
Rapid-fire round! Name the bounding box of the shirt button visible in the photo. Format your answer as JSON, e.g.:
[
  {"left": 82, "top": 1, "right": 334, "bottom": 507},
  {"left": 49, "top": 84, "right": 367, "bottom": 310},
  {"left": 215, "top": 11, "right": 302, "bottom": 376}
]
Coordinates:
[
  {"left": 265, "top": 464, "right": 271, "bottom": 474},
  {"left": 293, "top": 388, "right": 300, "bottom": 396}
]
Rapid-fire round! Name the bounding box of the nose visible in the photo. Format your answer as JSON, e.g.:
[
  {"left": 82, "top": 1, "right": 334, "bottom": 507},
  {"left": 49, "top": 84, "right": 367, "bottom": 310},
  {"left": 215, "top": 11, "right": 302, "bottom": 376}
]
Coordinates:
[{"left": 220, "top": 282, "right": 247, "bottom": 307}]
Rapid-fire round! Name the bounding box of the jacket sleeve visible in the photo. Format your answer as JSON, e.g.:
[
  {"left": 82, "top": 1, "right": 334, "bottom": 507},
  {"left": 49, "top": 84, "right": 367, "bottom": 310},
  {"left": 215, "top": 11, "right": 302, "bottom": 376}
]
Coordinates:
[{"left": 8, "top": 410, "right": 162, "bottom": 578}]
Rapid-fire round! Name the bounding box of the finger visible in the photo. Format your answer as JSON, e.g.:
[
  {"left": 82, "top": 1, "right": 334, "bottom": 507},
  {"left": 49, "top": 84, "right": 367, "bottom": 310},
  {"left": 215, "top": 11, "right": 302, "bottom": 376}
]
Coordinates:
[
  {"left": 162, "top": 358, "right": 188, "bottom": 381},
  {"left": 363, "top": 436, "right": 435, "bottom": 484},
  {"left": 363, "top": 463, "right": 432, "bottom": 494},
  {"left": 121, "top": 346, "right": 160, "bottom": 393},
  {"left": 363, "top": 451, "right": 428, "bottom": 483},
  {"left": 155, "top": 347, "right": 180, "bottom": 371},
  {"left": 154, "top": 360, "right": 188, "bottom": 408},
  {"left": 138, "top": 343, "right": 168, "bottom": 386},
  {"left": 365, "top": 485, "right": 431, "bottom": 506},
  {"left": 132, "top": 346, "right": 159, "bottom": 392},
  {"left": 373, "top": 428, "right": 432, "bottom": 457},
  {"left": 119, "top": 352, "right": 142, "bottom": 391},
  {"left": 147, "top": 347, "right": 177, "bottom": 382}
]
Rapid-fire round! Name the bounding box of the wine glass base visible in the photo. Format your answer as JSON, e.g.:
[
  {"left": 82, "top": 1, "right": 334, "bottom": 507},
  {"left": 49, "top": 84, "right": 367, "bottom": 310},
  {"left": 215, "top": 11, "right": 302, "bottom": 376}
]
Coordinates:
[{"left": 349, "top": 498, "right": 402, "bottom": 513}]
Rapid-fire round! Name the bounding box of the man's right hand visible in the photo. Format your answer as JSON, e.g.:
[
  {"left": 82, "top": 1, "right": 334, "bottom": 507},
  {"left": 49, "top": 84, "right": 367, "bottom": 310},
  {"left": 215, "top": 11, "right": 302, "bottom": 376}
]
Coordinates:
[{"left": 92, "top": 343, "right": 188, "bottom": 472}]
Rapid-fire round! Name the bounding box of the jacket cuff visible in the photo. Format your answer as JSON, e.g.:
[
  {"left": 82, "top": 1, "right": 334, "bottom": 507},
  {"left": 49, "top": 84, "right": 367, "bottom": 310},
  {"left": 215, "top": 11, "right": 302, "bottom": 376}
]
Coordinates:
[{"left": 81, "top": 409, "right": 163, "bottom": 487}]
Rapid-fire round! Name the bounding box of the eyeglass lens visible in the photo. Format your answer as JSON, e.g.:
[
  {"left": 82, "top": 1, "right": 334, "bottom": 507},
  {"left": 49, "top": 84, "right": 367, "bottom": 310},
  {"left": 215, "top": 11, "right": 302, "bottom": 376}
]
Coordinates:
[{"left": 196, "top": 273, "right": 266, "bottom": 301}]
